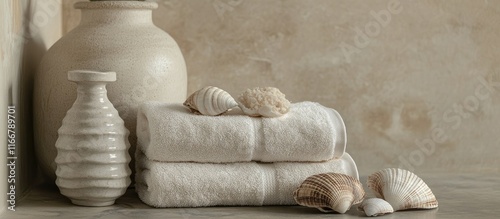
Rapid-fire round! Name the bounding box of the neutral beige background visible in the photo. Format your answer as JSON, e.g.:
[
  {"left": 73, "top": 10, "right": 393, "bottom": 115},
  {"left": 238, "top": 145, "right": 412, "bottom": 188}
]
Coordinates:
[
  {"left": 62, "top": 0, "right": 500, "bottom": 176},
  {"left": 2, "top": 1, "right": 499, "bottom": 201}
]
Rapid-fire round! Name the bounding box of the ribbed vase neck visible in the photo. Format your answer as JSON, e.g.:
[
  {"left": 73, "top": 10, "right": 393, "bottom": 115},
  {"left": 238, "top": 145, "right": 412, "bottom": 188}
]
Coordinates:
[
  {"left": 68, "top": 70, "right": 114, "bottom": 102},
  {"left": 76, "top": 82, "right": 108, "bottom": 93}
]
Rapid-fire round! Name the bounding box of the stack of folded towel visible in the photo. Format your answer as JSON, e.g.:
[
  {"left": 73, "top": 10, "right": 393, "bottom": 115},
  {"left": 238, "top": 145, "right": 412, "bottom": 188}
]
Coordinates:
[{"left": 135, "top": 101, "right": 358, "bottom": 207}]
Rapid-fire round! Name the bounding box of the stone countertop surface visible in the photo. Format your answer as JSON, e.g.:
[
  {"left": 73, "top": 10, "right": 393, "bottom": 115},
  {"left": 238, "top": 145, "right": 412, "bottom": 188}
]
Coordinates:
[{"left": 3, "top": 173, "right": 499, "bottom": 219}]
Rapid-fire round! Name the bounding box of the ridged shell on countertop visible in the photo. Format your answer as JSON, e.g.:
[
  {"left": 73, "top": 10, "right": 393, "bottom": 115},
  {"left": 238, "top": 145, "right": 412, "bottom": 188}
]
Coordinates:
[
  {"left": 236, "top": 87, "right": 290, "bottom": 117},
  {"left": 358, "top": 198, "right": 394, "bottom": 217},
  {"left": 293, "top": 173, "right": 365, "bottom": 214},
  {"left": 183, "top": 86, "right": 238, "bottom": 116},
  {"left": 367, "top": 168, "right": 438, "bottom": 211}
]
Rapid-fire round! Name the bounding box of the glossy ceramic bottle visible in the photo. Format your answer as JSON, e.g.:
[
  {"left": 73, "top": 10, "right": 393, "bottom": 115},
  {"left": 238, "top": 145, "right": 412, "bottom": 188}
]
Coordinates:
[
  {"left": 55, "top": 70, "right": 131, "bottom": 207},
  {"left": 34, "top": 0, "right": 187, "bottom": 181}
]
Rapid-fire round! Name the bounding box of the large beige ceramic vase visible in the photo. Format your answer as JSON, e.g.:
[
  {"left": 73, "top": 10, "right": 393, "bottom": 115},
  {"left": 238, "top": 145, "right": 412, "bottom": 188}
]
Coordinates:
[{"left": 34, "top": 0, "right": 187, "bottom": 181}]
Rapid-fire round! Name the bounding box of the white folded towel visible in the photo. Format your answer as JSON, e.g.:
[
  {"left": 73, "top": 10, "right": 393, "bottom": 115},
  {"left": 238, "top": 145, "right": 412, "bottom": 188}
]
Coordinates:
[
  {"left": 135, "top": 150, "right": 358, "bottom": 207},
  {"left": 137, "top": 101, "right": 346, "bottom": 163}
]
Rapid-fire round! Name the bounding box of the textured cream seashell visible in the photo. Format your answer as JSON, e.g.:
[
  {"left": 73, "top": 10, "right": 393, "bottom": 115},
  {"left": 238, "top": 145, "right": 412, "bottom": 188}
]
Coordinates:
[
  {"left": 183, "top": 86, "right": 238, "bottom": 116},
  {"left": 237, "top": 87, "right": 290, "bottom": 117},
  {"left": 358, "top": 198, "right": 394, "bottom": 217},
  {"left": 293, "top": 173, "right": 365, "bottom": 214},
  {"left": 367, "top": 168, "right": 438, "bottom": 211}
]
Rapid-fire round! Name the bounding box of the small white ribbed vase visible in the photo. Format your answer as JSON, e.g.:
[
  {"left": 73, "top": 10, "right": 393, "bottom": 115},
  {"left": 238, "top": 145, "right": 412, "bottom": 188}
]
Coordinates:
[{"left": 55, "top": 70, "right": 131, "bottom": 207}]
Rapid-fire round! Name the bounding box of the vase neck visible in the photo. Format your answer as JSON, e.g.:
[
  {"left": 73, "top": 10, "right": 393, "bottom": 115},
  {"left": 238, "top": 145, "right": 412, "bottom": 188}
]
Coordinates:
[
  {"left": 75, "top": 1, "right": 158, "bottom": 26},
  {"left": 80, "top": 9, "right": 153, "bottom": 26},
  {"left": 68, "top": 70, "right": 115, "bottom": 103},
  {"left": 76, "top": 82, "right": 107, "bottom": 96},
  {"left": 76, "top": 82, "right": 110, "bottom": 103}
]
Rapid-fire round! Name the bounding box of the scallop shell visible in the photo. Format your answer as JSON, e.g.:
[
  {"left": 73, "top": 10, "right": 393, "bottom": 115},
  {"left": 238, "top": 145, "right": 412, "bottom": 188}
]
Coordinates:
[
  {"left": 293, "top": 173, "right": 365, "bottom": 214},
  {"left": 236, "top": 87, "right": 290, "bottom": 117},
  {"left": 367, "top": 168, "right": 438, "bottom": 211},
  {"left": 358, "top": 198, "right": 394, "bottom": 217},
  {"left": 183, "top": 86, "right": 238, "bottom": 116}
]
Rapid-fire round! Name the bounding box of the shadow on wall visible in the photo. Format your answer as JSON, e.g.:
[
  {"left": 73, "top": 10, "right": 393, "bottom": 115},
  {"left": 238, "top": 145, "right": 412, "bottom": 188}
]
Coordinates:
[{"left": 8, "top": 0, "right": 50, "bottom": 199}]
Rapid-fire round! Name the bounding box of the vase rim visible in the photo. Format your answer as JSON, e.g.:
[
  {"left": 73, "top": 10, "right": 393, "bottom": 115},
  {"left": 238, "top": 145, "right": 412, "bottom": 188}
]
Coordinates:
[
  {"left": 75, "top": 1, "right": 158, "bottom": 10},
  {"left": 68, "top": 70, "right": 117, "bottom": 82}
]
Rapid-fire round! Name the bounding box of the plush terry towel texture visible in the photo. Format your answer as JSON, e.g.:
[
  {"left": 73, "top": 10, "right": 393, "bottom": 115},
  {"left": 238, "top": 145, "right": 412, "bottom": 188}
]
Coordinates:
[
  {"left": 137, "top": 101, "right": 346, "bottom": 163},
  {"left": 135, "top": 150, "right": 358, "bottom": 207}
]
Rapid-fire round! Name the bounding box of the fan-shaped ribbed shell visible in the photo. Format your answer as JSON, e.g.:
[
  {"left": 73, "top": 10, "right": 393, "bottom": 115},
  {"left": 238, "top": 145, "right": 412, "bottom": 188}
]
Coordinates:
[
  {"left": 183, "top": 86, "right": 238, "bottom": 116},
  {"left": 293, "top": 173, "right": 365, "bottom": 214},
  {"left": 367, "top": 168, "right": 438, "bottom": 211},
  {"left": 358, "top": 198, "right": 394, "bottom": 217}
]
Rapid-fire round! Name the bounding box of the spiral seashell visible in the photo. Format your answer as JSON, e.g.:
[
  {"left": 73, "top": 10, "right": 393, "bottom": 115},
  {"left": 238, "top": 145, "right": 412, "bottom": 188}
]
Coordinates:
[
  {"left": 367, "top": 168, "right": 438, "bottom": 211},
  {"left": 237, "top": 87, "right": 290, "bottom": 117},
  {"left": 358, "top": 198, "right": 394, "bottom": 217},
  {"left": 293, "top": 173, "right": 365, "bottom": 214},
  {"left": 183, "top": 86, "right": 238, "bottom": 116}
]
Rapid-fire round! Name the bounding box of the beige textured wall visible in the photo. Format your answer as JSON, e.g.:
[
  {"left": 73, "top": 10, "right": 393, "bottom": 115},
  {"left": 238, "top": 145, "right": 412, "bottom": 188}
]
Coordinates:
[
  {"left": 63, "top": 0, "right": 500, "bottom": 176},
  {"left": 1, "top": 0, "right": 62, "bottom": 204}
]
